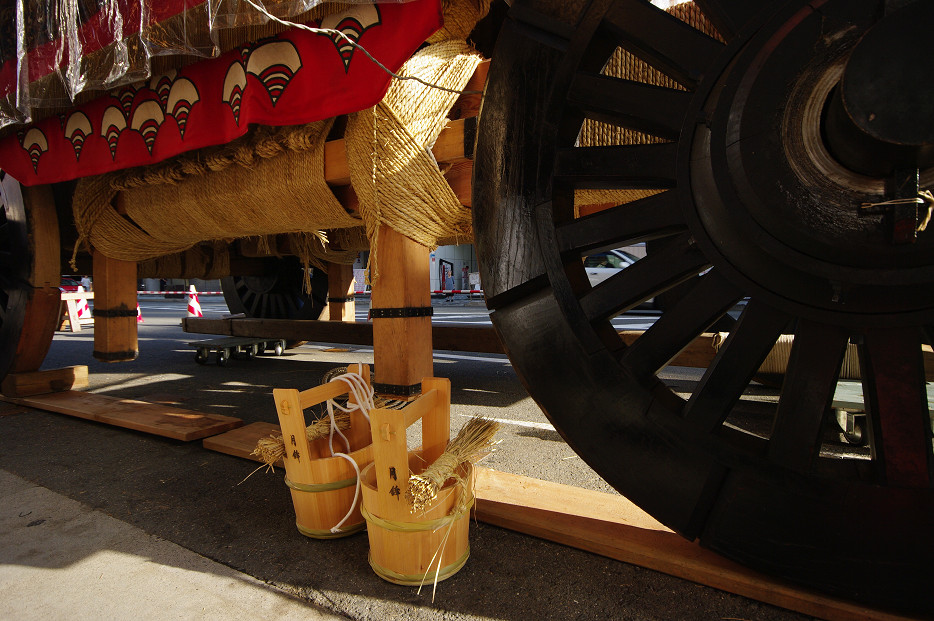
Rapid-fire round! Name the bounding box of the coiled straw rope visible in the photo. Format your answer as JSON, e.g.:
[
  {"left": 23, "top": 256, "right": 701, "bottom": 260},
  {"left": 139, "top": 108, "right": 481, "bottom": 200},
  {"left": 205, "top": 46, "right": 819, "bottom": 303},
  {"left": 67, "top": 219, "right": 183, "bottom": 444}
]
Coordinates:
[
  {"left": 345, "top": 39, "right": 483, "bottom": 280},
  {"left": 71, "top": 117, "right": 360, "bottom": 266}
]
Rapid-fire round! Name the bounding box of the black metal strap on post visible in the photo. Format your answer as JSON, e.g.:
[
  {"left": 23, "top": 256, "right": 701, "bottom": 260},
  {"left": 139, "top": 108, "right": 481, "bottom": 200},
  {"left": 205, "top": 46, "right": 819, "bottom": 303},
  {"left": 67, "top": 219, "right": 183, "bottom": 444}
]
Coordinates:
[
  {"left": 368, "top": 306, "right": 433, "bottom": 319},
  {"left": 92, "top": 308, "right": 139, "bottom": 318},
  {"left": 327, "top": 296, "right": 355, "bottom": 303},
  {"left": 372, "top": 382, "right": 422, "bottom": 398}
]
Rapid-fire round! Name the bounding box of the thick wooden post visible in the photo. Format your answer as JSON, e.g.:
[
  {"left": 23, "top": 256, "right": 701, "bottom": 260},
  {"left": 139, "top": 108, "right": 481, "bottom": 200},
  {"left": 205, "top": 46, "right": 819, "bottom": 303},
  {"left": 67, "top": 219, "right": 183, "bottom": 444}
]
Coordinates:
[
  {"left": 92, "top": 250, "right": 139, "bottom": 362},
  {"left": 370, "top": 226, "right": 433, "bottom": 398},
  {"left": 327, "top": 262, "right": 356, "bottom": 322}
]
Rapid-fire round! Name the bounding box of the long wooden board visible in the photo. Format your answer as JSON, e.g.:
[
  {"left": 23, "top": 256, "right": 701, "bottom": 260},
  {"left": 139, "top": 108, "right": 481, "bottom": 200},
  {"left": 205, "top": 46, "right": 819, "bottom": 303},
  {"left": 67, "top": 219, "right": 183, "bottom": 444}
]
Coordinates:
[
  {"left": 472, "top": 468, "right": 912, "bottom": 621},
  {"left": 2, "top": 391, "right": 241, "bottom": 441}
]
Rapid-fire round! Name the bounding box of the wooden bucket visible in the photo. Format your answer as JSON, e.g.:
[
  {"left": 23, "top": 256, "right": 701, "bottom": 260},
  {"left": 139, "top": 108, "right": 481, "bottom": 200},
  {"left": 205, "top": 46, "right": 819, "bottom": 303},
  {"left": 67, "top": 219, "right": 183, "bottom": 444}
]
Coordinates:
[
  {"left": 274, "top": 363, "right": 374, "bottom": 539},
  {"left": 360, "top": 377, "right": 472, "bottom": 585},
  {"left": 361, "top": 456, "right": 472, "bottom": 585}
]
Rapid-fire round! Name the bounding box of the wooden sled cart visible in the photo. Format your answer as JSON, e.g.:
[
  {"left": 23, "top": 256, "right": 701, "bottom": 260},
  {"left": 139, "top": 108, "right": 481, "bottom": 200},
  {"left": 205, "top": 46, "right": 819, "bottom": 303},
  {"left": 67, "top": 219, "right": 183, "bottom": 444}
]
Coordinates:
[{"left": 1, "top": 0, "right": 933, "bottom": 614}]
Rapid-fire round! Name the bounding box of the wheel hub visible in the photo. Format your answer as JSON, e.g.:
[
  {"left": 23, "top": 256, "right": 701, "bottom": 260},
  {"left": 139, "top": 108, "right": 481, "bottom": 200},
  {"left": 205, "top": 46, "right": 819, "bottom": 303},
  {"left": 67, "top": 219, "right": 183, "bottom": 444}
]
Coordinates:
[{"left": 684, "top": 0, "right": 934, "bottom": 325}]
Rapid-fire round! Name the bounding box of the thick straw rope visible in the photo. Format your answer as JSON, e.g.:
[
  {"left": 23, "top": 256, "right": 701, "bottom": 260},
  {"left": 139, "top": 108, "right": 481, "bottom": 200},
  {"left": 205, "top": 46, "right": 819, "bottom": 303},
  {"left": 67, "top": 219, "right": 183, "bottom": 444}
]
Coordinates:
[
  {"left": 712, "top": 333, "right": 863, "bottom": 379},
  {"left": 576, "top": 2, "right": 720, "bottom": 210},
  {"left": 426, "top": 0, "right": 493, "bottom": 44},
  {"left": 72, "top": 118, "right": 360, "bottom": 264},
  {"left": 137, "top": 240, "right": 232, "bottom": 279},
  {"left": 345, "top": 40, "right": 483, "bottom": 280}
]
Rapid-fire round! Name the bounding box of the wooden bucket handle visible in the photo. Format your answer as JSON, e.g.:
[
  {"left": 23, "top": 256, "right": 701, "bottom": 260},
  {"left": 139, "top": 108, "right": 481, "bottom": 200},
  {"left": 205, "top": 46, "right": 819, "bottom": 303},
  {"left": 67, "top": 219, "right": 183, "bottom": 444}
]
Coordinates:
[
  {"left": 273, "top": 363, "right": 371, "bottom": 481},
  {"left": 368, "top": 377, "right": 451, "bottom": 521}
]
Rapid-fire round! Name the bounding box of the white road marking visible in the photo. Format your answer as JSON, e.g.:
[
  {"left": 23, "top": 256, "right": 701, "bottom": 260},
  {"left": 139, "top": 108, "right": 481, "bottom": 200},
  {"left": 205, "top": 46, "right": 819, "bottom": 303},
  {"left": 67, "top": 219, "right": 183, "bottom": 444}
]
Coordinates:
[{"left": 457, "top": 413, "right": 556, "bottom": 432}]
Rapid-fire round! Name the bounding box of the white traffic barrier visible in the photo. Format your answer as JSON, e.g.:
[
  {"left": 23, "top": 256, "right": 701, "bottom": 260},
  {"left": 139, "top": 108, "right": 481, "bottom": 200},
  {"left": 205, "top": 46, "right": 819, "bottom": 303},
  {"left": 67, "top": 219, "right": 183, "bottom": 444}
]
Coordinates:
[
  {"left": 75, "top": 286, "right": 91, "bottom": 321},
  {"left": 187, "top": 285, "right": 203, "bottom": 317}
]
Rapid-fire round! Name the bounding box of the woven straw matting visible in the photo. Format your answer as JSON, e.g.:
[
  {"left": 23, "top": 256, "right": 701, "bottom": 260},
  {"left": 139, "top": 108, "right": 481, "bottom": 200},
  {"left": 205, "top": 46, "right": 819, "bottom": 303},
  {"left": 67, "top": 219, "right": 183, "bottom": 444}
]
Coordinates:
[{"left": 576, "top": 3, "right": 721, "bottom": 209}]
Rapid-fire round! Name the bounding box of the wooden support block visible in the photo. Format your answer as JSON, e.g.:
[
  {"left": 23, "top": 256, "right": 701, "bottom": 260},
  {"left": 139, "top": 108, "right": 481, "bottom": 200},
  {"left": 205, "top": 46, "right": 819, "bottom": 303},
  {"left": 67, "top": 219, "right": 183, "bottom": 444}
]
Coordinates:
[
  {"left": 370, "top": 225, "right": 433, "bottom": 397},
  {"left": 473, "top": 468, "right": 910, "bottom": 621},
  {"left": 1, "top": 366, "right": 89, "bottom": 398},
  {"left": 327, "top": 262, "right": 356, "bottom": 322},
  {"left": 92, "top": 249, "right": 138, "bottom": 362},
  {"left": 1, "top": 391, "right": 241, "bottom": 441},
  {"left": 203, "top": 422, "right": 282, "bottom": 464}
]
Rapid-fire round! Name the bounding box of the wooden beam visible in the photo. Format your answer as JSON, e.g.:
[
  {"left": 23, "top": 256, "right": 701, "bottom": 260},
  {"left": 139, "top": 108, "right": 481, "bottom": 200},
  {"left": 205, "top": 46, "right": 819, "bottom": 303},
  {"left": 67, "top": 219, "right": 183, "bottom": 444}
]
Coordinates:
[
  {"left": 370, "top": 226, "right": 433, "bottom": 397},
  {"left": 1, "top": 366, "right": 89, "bottom": 398},
  {"left": 92, "top": 249, "right": 139, "bottom": 362},
  {"left": 324, "top": 117, "right": 474, "bottom": 188},
  {"left": 473, "top": 468, "right": 912, "bottom": 621},
  {"left": 184, "top": 316, "right": 508, "bottom": 354},
  {"left": 327, "top": 262, "right": 356, "bottom": 322},
  {"left": 1, "top": 391, "right": 241, "bottom": 441}
]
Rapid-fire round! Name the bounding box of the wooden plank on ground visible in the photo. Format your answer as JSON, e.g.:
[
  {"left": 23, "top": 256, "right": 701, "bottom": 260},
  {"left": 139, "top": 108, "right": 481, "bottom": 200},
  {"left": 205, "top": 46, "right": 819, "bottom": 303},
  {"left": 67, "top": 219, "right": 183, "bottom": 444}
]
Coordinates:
[
  {"left": 1, "top": 366, "right": 89, "bottom": 398},
  {"left": 2, "top": 391, "right": 241, "bottom": 441},
  {"left": 203, "top": 421, "right": 282, "bottom": 463},
  {"left": 473, "top": 467, "right": 911, "bottom": 621}
]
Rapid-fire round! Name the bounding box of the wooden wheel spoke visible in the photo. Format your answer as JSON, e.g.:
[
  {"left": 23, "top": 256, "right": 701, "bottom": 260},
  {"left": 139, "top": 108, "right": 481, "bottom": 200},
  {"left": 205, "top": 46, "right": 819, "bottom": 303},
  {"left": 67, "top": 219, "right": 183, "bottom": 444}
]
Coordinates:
[
  {"left": 683, "top": 299, "right": 790, "bottom": 432},
  {"left": 859, "top": 328, "right": 933, "bottom": 487},
  {"left": 578, "top": 234, "right": 709, "bottom": 322},
  {"left": 247, "top": 291, "right": 261, "bottom": 316},
  {"left": 554, "top": 143, "right": 677, "bottom": 189},
  {"left": 693, "top": 0, "right": 774, "bottom": 41},
  {"left": 567, "top": 73, "right": 690, "bottom": 140},
  {"left": 557, "top": 191, "right": 686, "bottom": 254},
  {"left": 603, "top": 0, "right": 724, "bottom": 88},
  {"left": 767, "top": 321, "right": 849, "bottom": 472},
  {"left": 619, "top": 269, "right": 743, "bottom": 378}
]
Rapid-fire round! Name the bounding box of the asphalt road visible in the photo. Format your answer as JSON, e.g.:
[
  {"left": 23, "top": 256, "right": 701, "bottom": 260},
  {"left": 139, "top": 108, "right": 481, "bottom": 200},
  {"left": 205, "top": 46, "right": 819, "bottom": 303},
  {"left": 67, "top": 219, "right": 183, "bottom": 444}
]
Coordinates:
[{"left": 0, "top": 295, "right": 815, "bottom": 620}]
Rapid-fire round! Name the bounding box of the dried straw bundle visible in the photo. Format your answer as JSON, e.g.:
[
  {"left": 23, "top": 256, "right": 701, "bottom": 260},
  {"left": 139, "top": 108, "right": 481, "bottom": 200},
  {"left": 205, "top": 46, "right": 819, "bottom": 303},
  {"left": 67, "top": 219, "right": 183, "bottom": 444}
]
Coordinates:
[
  {"left": 406, "top": 417, "right": 499, "bottom": 513},
  {"left": 252, "top": 411, "right": 351, "bottom": 469}
]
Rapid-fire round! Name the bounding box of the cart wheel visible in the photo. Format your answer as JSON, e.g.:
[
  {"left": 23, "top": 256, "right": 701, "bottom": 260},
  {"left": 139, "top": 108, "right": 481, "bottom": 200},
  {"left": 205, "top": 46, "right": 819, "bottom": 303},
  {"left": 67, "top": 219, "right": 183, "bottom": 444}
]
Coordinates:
[
  {"left": 256, "top": 342, "right": 267, "bottom": 355},
  {"left": 194, "top": 348, "right": 209, "bottom": 365},
  {"left": 247, "top": 344, "right": 258, "bottom": 358},
  {"left": 473, "top": 0, "right": 934, "bottom": 612},
  {"left": 273, "top": 340, "right": 285, "bottom": 356},
  {"left": 0, "top": 178, "right": 60, "bottom": 385},
  {"left": 221, "top": 256, "right": 328, "bottom": 349},
  {"left": 216, "top": 348, "right": 230, "bottom": 366}
]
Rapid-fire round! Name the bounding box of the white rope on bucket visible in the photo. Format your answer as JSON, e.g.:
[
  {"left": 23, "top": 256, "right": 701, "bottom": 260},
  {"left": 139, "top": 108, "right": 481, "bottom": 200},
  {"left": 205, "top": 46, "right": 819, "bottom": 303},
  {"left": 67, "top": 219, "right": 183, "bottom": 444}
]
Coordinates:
[{"left": 324, "top": 372, "right": 376, "bottom": 533}]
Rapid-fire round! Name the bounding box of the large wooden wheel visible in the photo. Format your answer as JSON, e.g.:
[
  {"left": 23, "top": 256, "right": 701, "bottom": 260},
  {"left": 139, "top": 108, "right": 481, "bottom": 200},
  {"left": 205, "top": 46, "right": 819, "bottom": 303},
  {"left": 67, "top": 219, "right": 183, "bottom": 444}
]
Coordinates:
[
  {"left": 222, "top": 257, "right": 328, "bottom": 348},
  {"left": 0, "top": 173, "right": 60, "bottom": 387},
  {"left": 473, "top": 0, "right": 933, "bottom": 612}
]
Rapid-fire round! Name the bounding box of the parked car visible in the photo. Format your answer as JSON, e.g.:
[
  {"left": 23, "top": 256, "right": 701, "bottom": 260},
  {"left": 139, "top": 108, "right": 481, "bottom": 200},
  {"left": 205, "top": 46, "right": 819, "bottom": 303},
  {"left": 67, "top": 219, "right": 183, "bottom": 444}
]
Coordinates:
[
  {"left": 60, "top": 276, "right": 81, "bottom": 292},
  {"left": 582, "top": 249, "right": 657, "bottom": 310},
  {"left": 582, "top": 249, "right": 640, "bottom": 286}
]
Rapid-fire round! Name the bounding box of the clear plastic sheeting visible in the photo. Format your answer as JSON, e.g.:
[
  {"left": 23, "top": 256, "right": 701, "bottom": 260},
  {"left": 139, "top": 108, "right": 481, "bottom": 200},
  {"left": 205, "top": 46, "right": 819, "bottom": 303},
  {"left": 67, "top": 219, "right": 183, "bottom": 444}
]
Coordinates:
[{"left": 0, "top": 0, "right": 410, "bottom": 130}]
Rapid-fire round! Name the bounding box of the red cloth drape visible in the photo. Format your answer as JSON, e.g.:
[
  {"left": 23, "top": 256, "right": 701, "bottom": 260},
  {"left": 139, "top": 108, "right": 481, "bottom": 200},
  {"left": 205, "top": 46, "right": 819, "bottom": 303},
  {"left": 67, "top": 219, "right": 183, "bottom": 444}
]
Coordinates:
[{"left": 0, "top": 0, "right": 442, "bottom": 186}]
